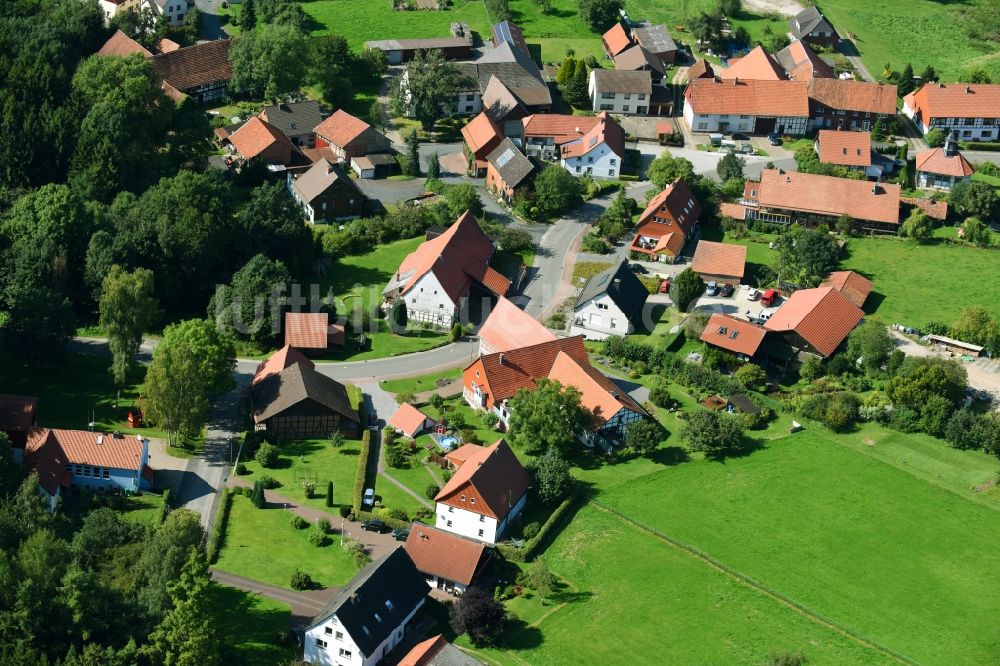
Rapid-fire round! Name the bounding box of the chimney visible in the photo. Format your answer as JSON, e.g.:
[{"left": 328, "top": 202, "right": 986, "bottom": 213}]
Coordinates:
[
  {"left": 966, "top": 86, "right": 971, "bottom": 94},
  {"left": 96, "top": 434, "right": 104, "bottom": 445},
  {"left": 733, "top": 76, "right": 739, "bottom": 85},
  {"left": 944, "top": 131, "right": 958, "bottom": 157},
  {"left": 498, "top": 353, "right": 504, "bottom": 365},
  {"left": 614, "top": 278, "right": 621, "bottom": 287}
]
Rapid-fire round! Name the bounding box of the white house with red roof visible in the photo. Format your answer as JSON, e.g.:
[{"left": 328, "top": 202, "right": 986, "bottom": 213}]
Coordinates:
[
  {"left": 403, "top": 524, "right": 492, "bottom": 594},
  {"left": 382, "top": 212, "right": 510, "bottom": 326},
  {"left": 903, "top": 83, "right": 1000, "bottom": 142},
  {"left": 914, "top": 134, "right": 975, "bottom": 190},
  {"left": 434, "top": 439, "right": 530, "bottom": 544},
  {"left": 558, "top": 112, "right": 626, "bottom": 178}
]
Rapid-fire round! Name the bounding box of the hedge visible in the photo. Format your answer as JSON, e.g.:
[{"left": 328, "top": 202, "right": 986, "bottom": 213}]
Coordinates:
[
  {"left": 158, "top": 488, "right": 171, "bottom": 525},
  {"left": 618, "top": 174, "right": 639, "bottom": 181},
  {"left": 496, "top": 492, "right": 578, "bottom": 563},
  {"left": 206, "top": 488, "right": 233, "bottom": 564},
  {"left": 354, "top": 510, "right": 412, "bottom": 531},
  {"left": 960, "top": 141, "right": 1000, "bottom": 152},
  {"left": 352, "top": 430, "right": 372, "bottom": 514}
]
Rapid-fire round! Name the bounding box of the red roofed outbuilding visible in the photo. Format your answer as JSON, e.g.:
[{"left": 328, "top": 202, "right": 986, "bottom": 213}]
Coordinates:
[
  {"left": 700, "top": 314, "right": 768, "bottom": 360},
  {"left": 691, "top": 241, "right": 747, "bottom": 285},
  {"left": 602, "top": 23, "right": 633, "bottom": 58},
  {"left": 403, "top": 524, "right": 492, "bottom": 594},
  {"left": 389, "top": 403, "right": 433, "bottom": 439},
  {"left": 822, "top": 271, "right": 873, "bottom": 308}
]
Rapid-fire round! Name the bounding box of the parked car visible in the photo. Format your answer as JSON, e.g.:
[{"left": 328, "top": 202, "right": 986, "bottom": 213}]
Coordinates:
[
  {"left": 748, "top": 288, "right": 761, "bottom": 301},
  {"left": 659, "top": 279, "right": 670, "bottom": 293},
  {"left": 719, "top": 284, "right": 734, "bottom": 297},
  {"left": 362, "top": 488, "right": 374, "bottom": 507},
  {"left": 630, "top": 263, "right": 649, "bottom": 274},
  {"left": 731, "top": 132, "right": 749, "bottom": 141},
  {"left": 361, "top": 518, "right": 388, "bottom": 533},
  {"left": 768, "top": 133, "right": 781, "bottom": 146},
  {"left": 392, "top": 528, "right": 410, "bottom": 542},
  {"left": 706, "top": 281, "right": 719, "bottom": 296},
  {"left": 760, "top": 289, "right": 777, "bottom": 307}
]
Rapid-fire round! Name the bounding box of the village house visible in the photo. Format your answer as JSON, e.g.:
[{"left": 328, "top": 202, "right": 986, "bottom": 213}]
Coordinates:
[
  {"left": 788, "top": 6, "right": 840, "bottom": 49},
  {"left": 382, "top": 212, "right": 509, "bottom": 326},
  {"left": 388, "top": 403, "right": 433, "bottom": 440},
  {"left": 814, "top": 130, "right": 892, "bottom": 178},
  {"left": 96, "top": 29, "right": 152, "bottom": 57},
  {"left": 450, "top": 43, "right": 552, "bottom": 118},
  {"left": 914, "top": 134, "right": 975, "bottom": 190},
  {"left": 571, "top": 260, "right": 649, "bottom": 340},
  {"left": 613, "top": 45, "right": 666, "bottom": 85},
  {"left": 258, "top": 100, "right": 325, "bottom": 149},
  {"left": 807, "top": 78, "right": 897, "bottom": 132},
  {"left": 97, "top": 0, "right": 128, "bottom": 23},
  {"left": 558, "top": 112, "right": 627, "bottom": 178},
  {"left": 228, "top": 116, "right": 302, "bottom": 167},
  {"left": 602, "top": 22, "right": 633, "bottom": 58},
  {"left": 492, "top": 20, "right": 528, "bottom": 53},
  {"left": 462, "top": 336, "right": 648, "bottom": 451},
  {"left": 461, "top": 112, "right": 503, "bottom": 176},
  {"left": 725, "top": 169, "right": 901, "bottom": 233},
  {"left": 683, "top": 78, "right": 810, "bottom": 135},
  {"left": 251, "top": 350, "right": 359, "bottom": 439},
  {"left": 522, "top": 113, "right": 598, "bottom": 159},
  {"left": 903, "top": 83, "right": 1000, "bottom": 142},
  {"left": 25, "top": 428, "right": 153, "bottom": 510},
  {"left": 0, "top": 395, "right": 38, "bottom": 462},
  {"left": 719, "top": 46, "right": 786, "bottom": 81},
  {"left": 699, "top": 313, "right": 768, "bottom": 362},
  {"left": 691, "top": 240, "right": 747, "bottom": 286},
  {"left": 149, "top": 0, "right": 188, "bottom": 26},
  {"left": 764, "top": 286, "right": 864, "bottom": 358},
  {"left": 365, "top": 22, "right": 472, "bottom": 64},
  {"left": 303, "top": 548, "right": 429, "bottom": 666},
  {"left": 283, "top": 311, "right": 345, "bottom": 353},
  {"left": 775, "top": 40, "right": 834, "bottom": 81},
  {"left": 588, "top": 69, "right": 654, "bottom": 115},
  {"left": 629, "top": 177, "right": 701, "bottom": 262},
  {"left": 399, "top": 635, "right": 485, "bottom": 666},
  {"left": 631, "top": 24, "right": 678, "bottom": 65},
  {"left": 149, "top": 39, "right": 233, "bottom": 103},
  {"left": 287, "top": 158, "right": 365, "bottom": 223},
  {"left": 485, "top": 139, "right": 536, "bottom": 205},
  {"left": 403, "top": 524, "right": 492, "bottom": 594},
  {"left": 821, "top": 270, "right": 873, "bottom": 308},
  {"left": 434, "top": 439, "right": 530, "bottom": 544},
  {"left": 314, "top": 110, "right": 393, "bottom": 163},
  {"left": 478, "top": 296, "right": 556, "bottom": 355}
]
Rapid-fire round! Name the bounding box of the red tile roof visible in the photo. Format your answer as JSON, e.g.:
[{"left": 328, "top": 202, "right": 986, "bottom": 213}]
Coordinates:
[
  {"left": 470, "top": 336, "right": 590, "bottom": 404},
  {"left": 478, "top": 297, "right": 556, "bottom": 354},
  {"left": 472, "top": 265, "right": 512, "bottom": 297},
  {"left": 461, "top": 112, "right": 502, "bottom": 156},
  {"left": 822, "top": 270, "right": 872, "bottom": 308},
  {"left": 781, "top": 40, "right": 834, "bottom": 81},
  {"left": 755, "top": 169, "right": 901, "bottom": 225},
  {"left": 97, "top": 30, "right": 152, "bottom": 58},
  {"left": 719, "top": 46, "right": 786, "bottom": 81},
  {"left": 0, "top": 395, "right": 37, "bottom": 434},
  {"left": 654, "top": 231, "right": 685, "bottom": 256},
  {"left": 807, "top": 78, "right": 896, "bottom": 115},
  {"left": 284, "top": 312, "right": 329, "bottom": 351},
  {"left": 229, "top": 116, "right": 297, "bottom": 160},
  {"left": 399, "top": 635, "right": 447, "bottom": 666},
  {"left": 560, "top": 112, "right": 625, "bottom": 160},
  {"left": 687, "top": 59, "right": 715, "bottom": 79},
  {"left": 691, "top": 241, "right": 747, "bottom": 279},
  {"left": 904, "top": 83, "right": 1000, "bottom": 122},
  {"left": 404, "top": 525, "right": 489, "bottom": 586},
  {"left": 902, "top": 196, "right": 948, "bottom": 221},
  {"left": 26, "top": 428, "right": 145, "bottom": 495},
  {"left": 389, "top": 403, "right": 431, "bottom": 438},
  {"left": 547, "top": 351, "right": 632, "bottom": 427},
  {"left": 396, "top": 212, "right": 496, "bottom": 303},
  {"left": 314, "top": 109, "right": 372, "bottom": 149},
  {"left": 764, "top": 286, "right": 864, "bottom": 357},
  {"left": 915, "top": 147, "right": 975, "bottom": 178},
  {"left": 445, "top": 443, "right": 484, "bottom": 468},
  {"left": 700, "top": 314, "right": 768, "bottom": 356},
  {"left": 149, "top": 39, "right": 232, "bottom": 92},
  {"left": 435, "top": 439, "right": 530, "bottom": 521},
  {"left": 637, "top": 177, "right": 701, "bottom": 233},
  {"left": 253, "top": 345, "right": 315, "bottom": 385},
  {"left": 719, "top": 202, "right": 749, "bottom": 220},
  {"left": 816, "top": 130, "right": 872, "bottom": 167},
  {"left": 522, "top": 114, "right": 601, "bottom": 145},
  {"left": 684, "top": 78, "right": 809, "bottom": 117},
  {"left": 602, "top": 23, "right": 633, "bottom": 57}
]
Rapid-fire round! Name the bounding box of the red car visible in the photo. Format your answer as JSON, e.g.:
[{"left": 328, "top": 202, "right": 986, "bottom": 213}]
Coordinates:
[
  {"left": 761, "top": 289, "right": 777, "bottom": 307},
  {"left": 659, "top": 279, "right": 671, "bottom": 293}
]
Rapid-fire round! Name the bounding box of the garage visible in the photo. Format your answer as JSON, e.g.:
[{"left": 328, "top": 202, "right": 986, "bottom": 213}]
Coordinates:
[{"left": 753, "top": 117, "right": 776, "bottom": 134}]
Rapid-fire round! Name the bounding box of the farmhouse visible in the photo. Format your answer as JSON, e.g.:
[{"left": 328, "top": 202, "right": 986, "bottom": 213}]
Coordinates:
[
  {"left": 822, "top": 270, "right": 873, "bottom": 308},
  {"left": 492, "top": 20, "right": 528, "bottom": 53},
  {"left": 631, "top": 24, "right": 678, "bottom": 64},
  {"left": 764, "top": 286, "right": 864, "bottom": 357},
  {"left": 258, "top": 100, "right": 324, "bottom": 149},
  {"left": 149, "top": 39, "right": 232, "bottom": 103},
  {"left": 228, "top": 116, "right": 302, "bottom": 166},
  {"left": 629, "top": 177, "right": 701, "bottom": 261},
  {"left": 403, "top": 524, "right": 492, "bottom": 594},
  {"left": 478, "top": 297, "right": 556, "bottom": 355},
  {"left": 683, "top": 78, "right": 810, "bottom": 135},
  {"left": 588, "top": 69, "right": 653, "bottom": 115},
  {"left": 719, "top": 46, "right": 786, "bottom": 81},
  {"left": 903, "top": 83, "right": 1000, "bottom": 142},
  {"left": 691, "top": 241, "right": 747, "bottom": 286},
  {"left": 365, "top": 22, "right": 472, "bottom": 64},
  {"left": 775, "top": 40, "right": 834, "bottom": 81},
  {"left": 731, "top": 169, "right": 901, "bottom": 233},
  {"left": 602, "top": 22, "right": 633, "bottom": 58},
  {"left": 314, "top": 110, "right": 392, "bottom": 162},
  {"left": 303, "top": 548, "right": 428, "bottom": 666},
  {"left": 700, "top": 314, "right": 768, "bottom": 361},
  {"left": 449, "top": 43, "right": 552, "bottom": 117},
  {"left": 253, "top": 344, "right": 314, "bottom": 385},
  {"left": 0, "top": 395, "right": 37, "bottom": 460},
  {"left": 914, "top": 135, "right": 975, "bottom": 190},
  {"left": 286, "top": 158, "right": 365, "bottom": 223},
  {"left": 251, "top": 361, "right": 360, "bottom": 439},
  {"left": 461, "top": 112, "right": 503, "bottom": 176},
  {"left": 788, "top": 6, "right": 840, "bottom": 49},
  {"left": 558, "top": 112, "right": 626, "bottom": 178},
  {"left": 25, "top": 428, "right": 152, "bottom": 510},
  {"left": 434, "top": 439, "right": 530, "bottom": 544},
  {"left": 283, "top": 311, "right": 344, "bottom": 353},
  {"left": 485, "top": 139, "right": 535, "bottom": 204},
  {"left": 522, "top": 114, "right": 598, "bottom": 159},
  {"left": 613, "top": 45, "right": 666, "bottom": 85},
  {"left": 807, "top": 78, "right": 896, "bottom": 132},
  {"left": 814, "top": 130, "right": 893, "bottom": 178},
  {"left": 399, "top": 635, "right": 485, "bottom": 666},
  {"left": 382, "top": 212, "right": 509, "bottom": 326},
  {"left": 571, "top": 260, "right": 649, "bottom": 340}
]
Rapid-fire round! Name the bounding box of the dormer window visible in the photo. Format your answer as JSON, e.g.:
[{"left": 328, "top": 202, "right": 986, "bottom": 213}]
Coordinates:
[
  {"left": 374, "top": 612, "right": 383, "bottom": 623},
  {"left": 385, "top": 599, "right": 394, "bottom": 610}
]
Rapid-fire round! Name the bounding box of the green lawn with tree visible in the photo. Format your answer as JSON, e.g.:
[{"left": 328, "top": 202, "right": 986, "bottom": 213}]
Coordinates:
[
  {"left": 238, "top": 438, "right": 360, "bottom": 509},
  {"left": 302, "top": 0, "right": 491, "bottom": 48},
  {"left": 204, "top": 585, "right": 297, "bottom": 666}
]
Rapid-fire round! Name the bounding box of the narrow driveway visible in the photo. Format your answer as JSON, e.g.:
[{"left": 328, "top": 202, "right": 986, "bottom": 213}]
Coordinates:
[
  {"left": 193, "top": 0, "right": 227, "bottom": 40},
  {"left": 210, "top": 569, "right": 336, "bottom": 633}
]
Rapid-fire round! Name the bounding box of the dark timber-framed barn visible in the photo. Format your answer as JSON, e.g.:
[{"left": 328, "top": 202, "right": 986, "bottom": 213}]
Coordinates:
[{"left": 251, "top": 363, "right": 360, "bottom": 439}]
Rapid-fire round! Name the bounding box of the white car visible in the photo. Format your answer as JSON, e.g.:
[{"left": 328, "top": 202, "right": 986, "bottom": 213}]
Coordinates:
[{"left": 362, "top": 488, "right": 374, "bottom": 507}]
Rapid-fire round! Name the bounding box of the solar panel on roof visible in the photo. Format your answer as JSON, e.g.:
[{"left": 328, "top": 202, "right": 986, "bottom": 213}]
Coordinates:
[{"left": 496, "top": 149, "right": 515, "bottom": 168}]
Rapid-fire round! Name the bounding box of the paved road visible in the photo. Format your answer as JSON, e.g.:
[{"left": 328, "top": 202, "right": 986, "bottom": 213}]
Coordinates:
[
  {"left": 193, "top": 0, "right": 226, "bottom": 40},
  {"left": 211, "top": 569, "right": 336, "bottom": 632}
]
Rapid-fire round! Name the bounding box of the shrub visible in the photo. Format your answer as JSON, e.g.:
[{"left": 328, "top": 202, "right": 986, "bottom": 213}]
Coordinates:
[
  {"left": 206, "top": 488, "right": 233, "bottom": 564},
  {"left": 352, "top": 430, "right": 372, "bottom": 514},
  {"left": 384, "top": 445, "right": 406, "bottom": 468},
  {"left": 309, "top": 530, "right": 329, "bottom": 547},
  {"left": 290, "top": 515, "right": 309, "bottom": 529},
  {"left": 522, "top": 521, "right": 541, "bottom": 540},
  {"left": 258, "top": 475, "right": 279, "bottom": 489},
  {"left": 250, "top": 480, "right": 266, "bottom": 508},
  {"left": 325, "top": 481, "right": 333, "bottom": 507},
  {"left": 378, "top": 507, "right": 409, "bottom": 522},
  {"left": 235, "top": 462, "right": 247, "bottom": 475},
  {"left": 316, "top": 518, "right": 331, "bottom": 533},
  {"left": 483, "top": 412, "right": 499, "bottom": 428},
  {"left": 254, "top": 442, "right": 278, "bottom": 468},
  {"left": 290, "top": 570, "right": 313, "bottom": 590},
  {"left": 339, "top": 504, "right": 352, "bottom": 518},
  {"left": 459, "top": 428, "right": 479, "bottom": 444},
  {"left": 303, "top": 481, "right": 316, "bottom": 498},
  {"left": 158, "top": 488, "right": 171, "bottom": 525},
  {"left": 425, "top": 483, "right": 440, "bottom": 500},
  {"left": 648, "top": 382, "right": 673, "bottom": 408}
]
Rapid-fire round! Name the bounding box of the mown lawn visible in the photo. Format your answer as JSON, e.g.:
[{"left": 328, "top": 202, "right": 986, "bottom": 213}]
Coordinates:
[
  {"left": 216, "top": 495, "right": 358, "bottom": 590},
  {"left": 303, "top": 0, "right": 491, "bottom": 48},
  {"left": 119, "top": 492, "right": 165, "bottom": 526},
  {"left": 318, "top": 236, "right": 422, "bottom": 313},
  {"left": 238, "top": 438, "right": 361, "bottom": 510},
  {"left": 599, "top": 430, "right": 1000, "bottom": 665},
  {"left": 205, "top": 585, "right": 297, "bottom": 666},
  {"left": 319, "top": 321, "right": 451, "bottom": 362},
  {"left": 379, "top": 367, "right": 462, "bottom": 394}
]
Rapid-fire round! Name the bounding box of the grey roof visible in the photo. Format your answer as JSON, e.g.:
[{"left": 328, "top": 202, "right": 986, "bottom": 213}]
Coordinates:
[
  {"left": 728, "top": 394, "right": 761, "bottom": 414},
  {"left": 632, "top": 24, "right": 677, "bottom": 55},
  {"left": 486, "top": 138, "right": 534, "bottom": 188},
  {"left": 251, "top": 361, "right": 359, "bottom": 424},
  {"left": 260, "top": 100, "right": 324, "bottom": 138},
  {"left": 352, "top": 153, "right": 398, "bottom": 168},
  {"left": 591, "top": 68, "right": 653, "bottom": 95},
  {"left": 290, "top": 158, "right": 362, "bottom": 204},
  {"left": 574, "top": 260, "right": 649, "bottom": 321},
  {"left": 428, "top": 643, "right": 487, "bottom": 666},
  {"left": 613, "top": 45, "right": 665, "bottom": 75},
  {"left": 456, "top": 43, "right": 552, "bottom": 107},
  {"left": 306, "top": 548, "right": 428, "bottom": 658},
  {"left": 789, "top": 6, "right": 835, "bottom": 40},
  {"left": 482, "top": 75, "right": 526, "bottom": 122},
  {"left": 492, "top": 20, "right": 528, "bottom": 54}
]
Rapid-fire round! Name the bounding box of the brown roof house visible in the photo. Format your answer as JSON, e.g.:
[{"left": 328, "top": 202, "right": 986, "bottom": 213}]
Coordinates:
[
  {"left": 149, "top": 38, "right": 233, "bottom": 104},
  {"left": 700, "top": 314, "right": 769, "bottom": 361},
  {"left": 764, "top": 286, "right": 864, "bottom": 357},
  {"left": 228, "top": 116, "right": 302, "bottom": 166},
  {"left": 461, "top": 112, "right": 503, "bottom": 176},
  {"left": 250, "top": 356, "right": 360, "bottom": 439},
  {"left": 821, "top": 270, "right": 873, "bottom": 308},
  {"left": 433, "top": 439, "right": 530, "bottom": 544},
  {"left": 915, "top": 133, "right": 975, "bottom": 190},
  {"left": 485, "top": 139, "right": 535, "bottom": 205},
  {"left": 631, "top": 24, "right": 678, "bottom": 64},
  {"left": 382, "top": 212, "right": 509, "bottom": 327},
  {"left": 0, "top": 395, "right": 38, "bottom": 459},
  {"left": 365, "top": 22, "right": 473, "bottom": 64},
  {"left": 314, "top": 110, "right": 392, "bottom": 162},
  {"left": 96, "top": 29, "right": 153, "bottom": 58},
  {"left": 629, "top": 177, "right": 701, "bottom": 261},
  {"left": 691, "top": 241, "right": 747, "bottom": 286},
  {"left": 588, "top": 69, "right": 655, "bottom": 115},
  {"left": 287, "top": 158, "right": 365, "bottom": 223},
  {"left": 614, "top": 45, "right": 666, "bottom": 85},
  {"left": 283, "top": 311, "right": 344, "bottom": 353},
  {"left": 478, "top": 296, "right": 556, "bottom": 356},
  {"left": 808, "top": 78, "right": 897, "bottom": 133},
  {"left": 403, "top": 524, "right": 492, "bottom": 594},
  {"left": 258, "top": 100, "right": 325, "bottom": 149},
  {"left": 253, "top": 344, "right": 314, "bottom": 385}
]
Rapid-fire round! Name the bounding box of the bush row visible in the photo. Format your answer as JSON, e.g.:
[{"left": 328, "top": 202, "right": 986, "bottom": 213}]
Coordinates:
[
  {"left": 496, "top": 493, "right": 577, "bottom": 563},
  {"left": 354, "top": 510, "right": 411, "bottom": 531},
  {"left": 961, "top": 141, "right": 1000, "bottom": 152},
  {"left": 206, "top": 488, "right": 233, "bottom": 564},
  {"left": 158, "top": 488, "right": 171, "bottom": 525},
  {"left": 352, "top": 430, "right": 372, "bottom": 515}
]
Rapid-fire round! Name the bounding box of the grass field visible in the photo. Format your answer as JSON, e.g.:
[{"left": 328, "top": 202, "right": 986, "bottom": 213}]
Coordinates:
[
  {"left": 379, "top": 367, "right": 461, "bottom": 394},
  {"left": 319, "top": 236, "right": 422, "bottom": 313},
  {"left": 206, "top": 585, "right": 296, "bottom": 666},
  {"left": 238, "top": 438, "right": 361, "bottom": 509},
  {"left": 303, "top": 0, "right": 491, "bottom": 48},
  {"left": 216, "top": 495, "right": 358, "bottom": 590},
  {"left": 119, "top": 492, "right": 165, "bottom": 526}
]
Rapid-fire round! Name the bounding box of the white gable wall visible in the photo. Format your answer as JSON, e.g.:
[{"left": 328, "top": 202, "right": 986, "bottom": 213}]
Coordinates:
[
  {"left": 401, "top": 272, "right": 458, "bottom": 326},
  {"left": 436, "top": 501, "right": 499, "bottom": 544},
  {"left": 304, "top": 601, "right": 424, "bottom": 666},
  {"left": 560, "top": 142, "right": 620, "bottom": 178},
  {"left": 572, "top": 292, "right": 633, "bottom": 339}
]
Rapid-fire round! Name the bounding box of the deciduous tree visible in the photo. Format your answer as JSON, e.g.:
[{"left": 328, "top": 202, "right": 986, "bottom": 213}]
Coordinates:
[
  {"left": 646, "top": 151, "right": 696, "bottom": 189},
  {"left": 625, "top": 419, "right": 663, "bottom": 456},
  {"left": 209, "top": 255, "right": 290, "bottom": 348},
  {"left": 508, "top": 380, "right": 592, "bottom": 455},
  {"left": 100, "top": 267, "right": 158, "bottom": 392},
  {"left": 390, "top": 50, "right": 476, "bottom": 131},
  {"left": 680, "top": 410, "right": 745, "bottom": 458},
  {"left": 143, "top": 550, "right": 219, "bottom": 666},
  {"left": 229, "top": 24, "right": 310, "bottom": 100},
  {"left": 533, "top": 165, "right": 582, "bottom": 219},
  {"left": 531, "top": 447, "right": 574, "bottom": 504},
  {"left": 845, "top": 318, "right": 895, "bottom": 372},
  {"left": 450, "top": 586, "right": 506, "bottom": 647},
  {"left": 716, "top": 150, "right": 746, "bottom": 182},
  {"left": 669, "top": 268, "right": 705, "bottom": 312}
]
